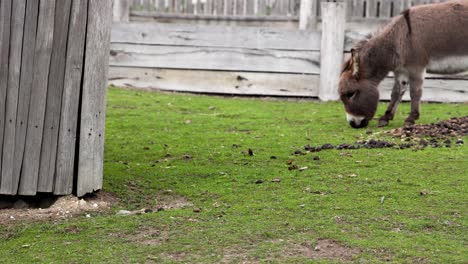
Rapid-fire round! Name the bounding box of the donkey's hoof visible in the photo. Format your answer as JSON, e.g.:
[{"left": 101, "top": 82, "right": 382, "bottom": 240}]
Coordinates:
[
  {"left": 378, "top": 119, "right": 389, "bottom": 127},
  {"left": 404, "top": 120, "right": 415, "bottom": 127}
]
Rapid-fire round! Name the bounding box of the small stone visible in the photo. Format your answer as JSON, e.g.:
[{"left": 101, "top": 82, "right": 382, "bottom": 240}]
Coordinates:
[
  {"left": 193, "top": 208, "right": 202, "bottom": 213},
  {"left": 366, "top": 129, "right": 373, "bottom": 135},
  {"left": 298, "top": 167, "right": 308, "bottom": 172},
  {"left": 313, "top": 156, "right": 320, "bottom": 161},
  {"left": 116, "top": 210, "right": 132, "bottom": 216},
  {"left": 314, "top": 246, "right": 321, "bottom": 251},
  {"left": 255, "top": 180, "right": 264, "bottom": 184},
  {"left": 272, "top": 178, "right": 281, "bottom": 183},
  {"left": 144, "top": 208, "right": 153, "bottom": 213}
]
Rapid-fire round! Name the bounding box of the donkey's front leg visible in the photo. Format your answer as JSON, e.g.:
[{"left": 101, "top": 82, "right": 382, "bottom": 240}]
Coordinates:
[
  {"left": 378, "top": 73, "right": 409, "bottom": 127},
  {"left": 405, "top": 71, "right": 424, "bottom": 126}
]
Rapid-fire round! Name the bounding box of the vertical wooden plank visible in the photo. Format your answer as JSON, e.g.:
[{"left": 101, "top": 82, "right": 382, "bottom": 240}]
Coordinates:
[
  {"left": 246, "top": 0, "right": 255, "bottom": 15},
  {"left": 54, "top": 0, "right": 88, "bottom": 195},
  {"left": 0, "top": 0, "right": 12, "bottom": 179},
  {"left": 380, "top": 0, "right": 391, "bottom": 17},
  {"left": 14, "top": 0, "right": 40, "bottom": 195},
  {"left": 392, "top": 0, "right": 403, "bottom": 16},
  {"left": 366, "top": 0, "right": 377, "bottom": 17},
  {"left": 299, "top": 0, "right": 312, "bottom": 30},
  {"left": 187, "top": 0, "right": 194, "bottom": 14},
  {"left": 158, "top": 0, "right": 165, "bottom": 11},
  {"left": 77, "top": 0, "right": 112, "bottom": 197},
  {"left": 319, "top": 1, "right": 346, "bottom": 101},
  {"left": 352, "top": 0, "right": 364, "bottom": 17},
  {"left": 0, "top": 0, "right": 26, "bottom": 195},
  {"left": 223, "top": 0, "right": 229, "bottom": 15},
  {"left": 258, "top": 0, "right": 266, "bottom": 15},
  {"left": 205, "top": 0, "right": 213, "bottom": 15},
  {"left": 113, "top": 0, "right": 130, "bottom": 22},
  {"left": 174, "top": 0, "right": 181, "bottom": 13},
  {"left": 19, "top": 0, "right": 56, "bottom": 195},
  {"left": 37, "top": 0, "right": 72, "bottom": 193}
]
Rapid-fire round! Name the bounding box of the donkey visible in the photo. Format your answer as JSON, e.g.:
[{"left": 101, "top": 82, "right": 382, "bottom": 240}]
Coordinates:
[{"left": 339, "top": 0, "right": 468, "bottom": 128}]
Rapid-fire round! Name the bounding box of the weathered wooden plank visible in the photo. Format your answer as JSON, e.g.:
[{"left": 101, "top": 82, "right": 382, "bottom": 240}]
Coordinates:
[
  {"left": 258, "top": 0, "right": 266, "bottom": 15},
  {"left": 113, "top": 0, "right": 130, "bottom": 22},
  {"left": 366, "top": 0, "right": 377, "bottom": 17},
  {"left": 55, "top": 0, "right": 88, "bottom": 195},
  {"left": 319, "top": 1, "right": 346, "bottom": 101},
  {"left": 107, "top": 67, "right": 467, "bottom": 102},
  {"left": 110, "top": 43, "right": 321, "bottom": 74},
  {"left": 14, "top": 0, "right": 39, "bottom": 195},
  {"left": 380, "top": 0, "right": 392, "bottom": 17},
  {"left": 379, "top": 78, "right": 468, "bottom": 103},
  {"left": 0, "top": 0, "right": 12, "bottom": 177},
  {"left": 38, "top": 0, "right": 72, "bottom": 193},
  {"left": 352, "top": 0, "right": 364, "bottom": 17},
  {"left": 111, "top": 22, "right": 321, "bottom": 50},
  {"left": 19, "top": 0, "right": 56, "bottom": 195},
  {"left": 299, "top": 0, "right": 313, "bottom": 30},
  {"left": 0, "top": 0, "right": 26, "bottom": 195},
  {"left": 108, "top": 67, "right": 320, "bottom": 96},
  {"left": 77, "top": 0, "right": 112, "bottom": 197}
]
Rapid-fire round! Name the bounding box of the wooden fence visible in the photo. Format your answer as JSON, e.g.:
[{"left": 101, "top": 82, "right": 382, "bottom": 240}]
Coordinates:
[
  {"left": 109, "top": 0, "right": 468, "bottom": 102},
  {"left": 0, "top": 0, "right": 112, "bottom": 196}
]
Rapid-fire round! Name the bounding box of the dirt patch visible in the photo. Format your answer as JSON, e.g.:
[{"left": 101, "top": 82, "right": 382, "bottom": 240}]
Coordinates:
[
  {"left": 296, "top": 239, "right": 361, "bottom": 261},
  {"left": 155, "top": 191, "right": 193, "bottom": 210},
  {"left": 0, "top": 191, "right": 117, "bottom": 225},
  {"left": 128, "top": 227, "right": 169, "bottom": 246},
  {"left": 222, "top": 239, "right": 361, "bottom": 263}
]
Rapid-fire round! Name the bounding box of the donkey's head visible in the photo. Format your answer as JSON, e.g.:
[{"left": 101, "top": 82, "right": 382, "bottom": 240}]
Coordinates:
[{"left": 338, "top": 48, "right": 379, "bottom": 128}]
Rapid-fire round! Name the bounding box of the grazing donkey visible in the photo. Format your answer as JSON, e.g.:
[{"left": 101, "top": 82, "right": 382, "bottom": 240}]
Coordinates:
[{"left": 339, "top": 0, "right": 468, "bottom": 128}]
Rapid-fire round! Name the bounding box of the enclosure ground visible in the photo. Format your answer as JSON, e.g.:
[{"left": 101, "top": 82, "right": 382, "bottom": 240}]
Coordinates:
[{"left": 0, "top": 87, "right": 466, "bottom": 263}]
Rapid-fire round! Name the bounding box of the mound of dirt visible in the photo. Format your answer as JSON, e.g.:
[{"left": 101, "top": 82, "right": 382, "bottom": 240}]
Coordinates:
[{"left": 0, "top": 191, "right": 117, "bottom": 225}]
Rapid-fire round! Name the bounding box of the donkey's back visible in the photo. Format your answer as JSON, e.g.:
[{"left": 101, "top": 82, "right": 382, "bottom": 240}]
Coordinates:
[{"left": 410, "top": 0, "right": 468, "bottom": 58}]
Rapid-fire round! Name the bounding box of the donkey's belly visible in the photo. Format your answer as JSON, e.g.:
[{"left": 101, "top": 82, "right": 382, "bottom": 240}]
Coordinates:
[{"left": 427, "top": 56, "right": 468, "bottom": 74}]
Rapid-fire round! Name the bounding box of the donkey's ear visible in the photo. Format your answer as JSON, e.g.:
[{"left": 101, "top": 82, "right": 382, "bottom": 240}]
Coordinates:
[{"left": 351, "top": 49, "right": 360, "bottom": 78}]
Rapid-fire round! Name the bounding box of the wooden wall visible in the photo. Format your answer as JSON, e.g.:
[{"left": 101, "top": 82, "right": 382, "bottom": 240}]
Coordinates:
[{"left": 0, "top": 0, "right": 112, "bottom": 196}]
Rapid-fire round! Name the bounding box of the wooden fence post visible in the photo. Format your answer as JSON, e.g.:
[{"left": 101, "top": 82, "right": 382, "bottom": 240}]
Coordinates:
[
  {"left": 113, "top": 0, "right": 130, "bottom": 22},
  {"left": 319, "top": 1, "right": 346, "bottom": 101}
]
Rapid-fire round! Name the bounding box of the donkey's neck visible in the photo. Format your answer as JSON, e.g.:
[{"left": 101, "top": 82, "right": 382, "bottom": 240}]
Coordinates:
[{"left": 360, "top": 33, "right": 398, "bottom": 83}]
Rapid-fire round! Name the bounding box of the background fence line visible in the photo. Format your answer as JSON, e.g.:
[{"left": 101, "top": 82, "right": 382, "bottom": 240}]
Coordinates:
[{"left": 110, "top": 0, "right": 468, "bottom": 103}]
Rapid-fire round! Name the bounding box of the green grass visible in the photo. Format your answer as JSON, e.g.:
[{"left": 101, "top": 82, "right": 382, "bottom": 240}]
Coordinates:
[{"left": 1, "top": 87, "right": 467, "bottom": 263}]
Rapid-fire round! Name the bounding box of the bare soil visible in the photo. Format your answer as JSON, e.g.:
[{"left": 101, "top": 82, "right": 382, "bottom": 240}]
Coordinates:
[{"left": 0, "top": 191, "right": 118, "bottom": 225}]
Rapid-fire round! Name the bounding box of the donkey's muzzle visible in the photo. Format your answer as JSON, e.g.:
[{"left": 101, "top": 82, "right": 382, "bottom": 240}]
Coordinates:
[{"left": 349, "top": 119, "right": 369, "bottom": 129}]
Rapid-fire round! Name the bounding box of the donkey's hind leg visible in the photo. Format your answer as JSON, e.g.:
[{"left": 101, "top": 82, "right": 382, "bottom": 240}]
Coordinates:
[
  {"left": 378, "top": 73, "right": 409, "bottom": 127},
  {"left": 404, "top": 69, "right": 424, "bottom": 126}
]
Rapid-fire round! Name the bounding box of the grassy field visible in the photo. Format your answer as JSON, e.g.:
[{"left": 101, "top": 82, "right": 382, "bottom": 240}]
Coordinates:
[{"left": 0, "top": 87, "right": 467, "bottom": 263}]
